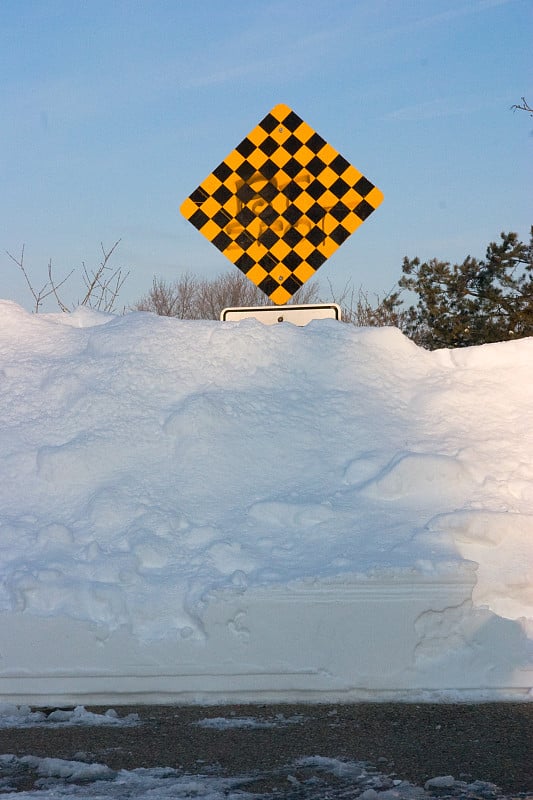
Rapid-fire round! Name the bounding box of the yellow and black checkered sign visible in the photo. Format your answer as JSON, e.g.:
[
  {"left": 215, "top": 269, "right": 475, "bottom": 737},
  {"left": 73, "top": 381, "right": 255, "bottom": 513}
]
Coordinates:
[{"left": 180, "top": 103, "right": 383, "bottom": 305}]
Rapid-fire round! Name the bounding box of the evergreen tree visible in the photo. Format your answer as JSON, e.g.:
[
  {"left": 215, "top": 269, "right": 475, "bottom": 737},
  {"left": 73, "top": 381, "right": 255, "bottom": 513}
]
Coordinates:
[{"left": 399, "top": 229, "right": 533, "bottom": 349}]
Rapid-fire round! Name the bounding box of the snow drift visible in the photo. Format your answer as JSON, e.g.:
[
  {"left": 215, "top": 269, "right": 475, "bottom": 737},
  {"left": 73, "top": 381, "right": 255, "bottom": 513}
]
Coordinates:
[{"left": 0, "top": 299, "right": 531, "bottom": 703}]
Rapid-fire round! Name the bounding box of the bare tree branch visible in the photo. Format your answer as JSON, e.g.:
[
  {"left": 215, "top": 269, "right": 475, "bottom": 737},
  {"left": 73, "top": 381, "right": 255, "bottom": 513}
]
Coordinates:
[
  {"left": 6, "top": 240, "right": 128, "bottom": 313},
  {"left": 79, "top": 240, "right": 128, "bottom": 312},
  {"left": 48, "top": 259, "right": 73, "bottom": 312},
  {"left": 6, "top": 246, "right": 74, "bottom": 313},
  {"left": 511, "top": 97, "right": 533, "bottom": 115}
]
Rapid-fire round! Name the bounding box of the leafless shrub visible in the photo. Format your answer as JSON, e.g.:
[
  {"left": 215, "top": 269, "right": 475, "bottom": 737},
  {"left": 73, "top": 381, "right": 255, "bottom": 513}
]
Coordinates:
[
  {"left": 327, "top": 278, "right": 406, "bottom": 329},
  {"left": 134, "top": 270, "right": 321, "bottom": 319},
  {"left": 78, "top": 240, "right": 128, "bottom": 312},
  {"left": 6, "top": 240, "right": 128, "bottom": 313},
  {"left": 135, "top": 274, "right": 199, "bottom": 318}
]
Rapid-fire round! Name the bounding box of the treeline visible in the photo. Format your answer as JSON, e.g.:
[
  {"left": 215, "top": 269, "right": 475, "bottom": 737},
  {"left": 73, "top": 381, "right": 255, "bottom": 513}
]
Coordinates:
[
  {"left": 133, "top": 270, "right": 321, "bottom": 318},
  {"left": 7, "top": 228, "right": 532, "bottom": 350},
  {"left": 394, "top": 228, "right": 532, "bottom": 349},
  {"left": 134, "top": 228, "right": 533, "bottom": 349}
]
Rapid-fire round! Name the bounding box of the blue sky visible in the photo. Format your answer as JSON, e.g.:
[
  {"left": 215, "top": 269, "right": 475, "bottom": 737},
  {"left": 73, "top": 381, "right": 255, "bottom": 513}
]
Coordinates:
[{"left": 1, "top": 0, "right": 531, "bottom": 311}]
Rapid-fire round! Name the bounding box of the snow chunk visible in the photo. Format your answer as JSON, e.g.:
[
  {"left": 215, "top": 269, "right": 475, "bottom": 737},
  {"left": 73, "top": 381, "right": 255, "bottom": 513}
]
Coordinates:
[
  {"left": 361, "top": 452, "right": 475, "bottom": 504},
  {"left": 20, "top": 754, "right": 114, "bottom": 781},
  {"left": 0, "top": 704, "right": 139, "bottom": 728},
  {"left": 194, "top": 714, "right": 305, "bottom": 729}
]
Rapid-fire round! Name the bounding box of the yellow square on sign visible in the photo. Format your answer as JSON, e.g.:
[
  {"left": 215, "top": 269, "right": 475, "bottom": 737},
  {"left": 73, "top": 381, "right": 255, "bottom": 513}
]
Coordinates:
[{"left": 180, "top": 104, "right": 383, "bottom": 306}]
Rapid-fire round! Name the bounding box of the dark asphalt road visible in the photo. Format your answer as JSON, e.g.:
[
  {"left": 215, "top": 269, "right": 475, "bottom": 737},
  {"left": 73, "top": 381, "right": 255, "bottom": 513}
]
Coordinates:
[{"left": 1, "top": 703, "right": 531, "bottom": 795}]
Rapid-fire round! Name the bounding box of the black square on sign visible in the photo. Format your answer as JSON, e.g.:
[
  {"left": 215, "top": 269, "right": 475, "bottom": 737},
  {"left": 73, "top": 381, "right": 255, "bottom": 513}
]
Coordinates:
[
  {"left": 307, "top": 156, "right": 327, "bottom": 176},
  {"left": 306, "top": 226, "right": 326, "bottom": 246},
  {"left": 281, "top": 110, "right": 303, "bottom": 132},
  {"left": 330, "top": 154, "right": 350, "bottom": 175},
  {"left": 307, "top": 202, "right": 326, "bottom": 223},
  {"left": 259, "top": 113, "right": 278, "bottom": 134},
  {"left": 329, "top": 201, "right": 350, "bottom": 222},
  {"left": 236, "top": 231, "right": 255, "bottom": 250},
  {"left": 212, "top": 185, "right": 232, "bottom": 205},
  {"left": 283, "top": 251, "right": 303, "bottom": 269},
  {"left": 284, "top": 134, "right": 303, "bottom": 155},
  {"left": 282, "top": 204, "right": 303, "bottom": 225},
  {"left": 306, "top": 180, "right": 326, "bottom": 200},
  {"left": 330, "top": 177, "right": 350, "bottom": 198},
  {"left": 213, "top": 162, "right": 233, "bottom": 182},
  {"left": 354, "top": 199, "right": 374, "bottom": 220},
  {"left": 283, "top": 158, "right": 302, "bottom": 179},
  {"left": 259, "top": 228, "right": 279, "bottom": 249},
  {"left": 236, "top": 137, "right": 255, "bottom": 158},
  {"left": 307, "top": 250, "right": 327, "bottom": 269},
  {"left": 330, "top": 224, "right": 350, "bottom": 245},
  {"left": 190, "top": 209, "right": 209, "bottom": 230},
  {"left": 259, "top": 136, "right": 278, "bottom": 156},
  {"left": 236, "top": 160, "right": 255, "bottom": 181},
  {"left": 213, "top": 209, "right": 232, "bottom": 227},
  {"left": 259, "top": 182, "right": 278, "bottom": 202},
  {"left": 258, "top": 275, "right": 279, "bottom": 295},
  {"left": 282, "top": 181, "right": 304, "bottom": 201},
  {"left": 354, "top": 176, "right": 375, "bottom": 197},
  {"left": 212, "top": 230, "right": 232, "bottom": 251},
  {"left": 282, "top": 275, "right": 303, "bottom": 295},
  {"left": 260, "top": 159, "right": 278, "bottom": 180},
  {"left": 236, "top": 207, "right": 255, "bottom": 227},
  {"left": 190, "top": 187, "right": 208, "bottom": 205},
  {"left": 236, "top": 253, "right": 255, "bottom": 274},
  {"left": 236, "top": 183, "right": 255, "bottom": 204},
  {"left": 259, "top": 206, "right": 277, "bottom": 225},
  {"left": 306, "top": 132, "right": 327, "bottom": 153},
  {"left": 282, "top": 227, "right": 303, "bottom": 247},
  {"left": 260, "top": 252, "right": 278, "bottom": 273}
]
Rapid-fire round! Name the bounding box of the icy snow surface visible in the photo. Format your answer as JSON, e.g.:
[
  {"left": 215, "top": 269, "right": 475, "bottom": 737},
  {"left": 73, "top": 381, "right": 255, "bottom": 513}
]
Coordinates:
[
  {"left": 0, "top": 752, "right": 508, "bottom": 799},
  {"left": 0, "top": 299, "right": 531, "bottom": 703},
  {"left": 0, "top": 704, "right": 139, "bottom": 728},
  {"left": 194, "top": 713, "right": 305, "bottom": 729}
]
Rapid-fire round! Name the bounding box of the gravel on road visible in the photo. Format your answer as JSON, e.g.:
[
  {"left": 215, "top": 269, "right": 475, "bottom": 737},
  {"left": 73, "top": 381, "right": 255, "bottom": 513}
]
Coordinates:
[{"left": 0, "top": 702, "right": 531, "bottom": 796}]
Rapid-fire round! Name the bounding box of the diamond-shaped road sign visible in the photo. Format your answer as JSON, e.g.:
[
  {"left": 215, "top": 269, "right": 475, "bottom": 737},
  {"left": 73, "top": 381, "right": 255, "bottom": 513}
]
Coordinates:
[{"left": 180, "top": 103, "right": 383, "bottom": 306}]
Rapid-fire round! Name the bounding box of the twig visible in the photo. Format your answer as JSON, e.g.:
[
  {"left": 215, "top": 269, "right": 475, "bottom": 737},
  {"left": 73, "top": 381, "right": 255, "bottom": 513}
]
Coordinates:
[{"left": 511, "top": 97, "right": 533, "bottom": 115}]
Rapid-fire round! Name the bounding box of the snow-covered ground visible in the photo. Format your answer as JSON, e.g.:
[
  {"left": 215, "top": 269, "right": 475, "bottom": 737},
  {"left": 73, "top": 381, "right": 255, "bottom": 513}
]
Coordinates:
[{"left": 0, "top": 299, "right": 531, "bottom": 703}]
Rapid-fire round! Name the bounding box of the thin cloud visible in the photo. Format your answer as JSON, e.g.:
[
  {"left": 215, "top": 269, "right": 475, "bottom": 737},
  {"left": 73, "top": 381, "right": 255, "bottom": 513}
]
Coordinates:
[
  {"left": 369, "top": 0, "right": 516, "bottom": 43},
  {"left": 177, "top": 29, "right": 336, "bottom": 90},
  {"left": 384, "top": 92, "right": 511, "bottom": 121}
]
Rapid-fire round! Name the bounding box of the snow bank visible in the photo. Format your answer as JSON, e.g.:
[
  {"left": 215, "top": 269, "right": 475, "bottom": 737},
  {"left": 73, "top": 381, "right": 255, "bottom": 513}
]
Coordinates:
[{"left": 0, "top": 299, "right": 531, "bottom": 703}]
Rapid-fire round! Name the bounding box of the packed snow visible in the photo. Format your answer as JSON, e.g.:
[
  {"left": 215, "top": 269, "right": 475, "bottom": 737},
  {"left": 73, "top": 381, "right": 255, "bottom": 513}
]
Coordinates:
[
  {"left": 0, "top": 299, "right": 531, "bottom": 703},
  {"left": 193, "top": 713, "right": 305, "bottom": 729}
]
